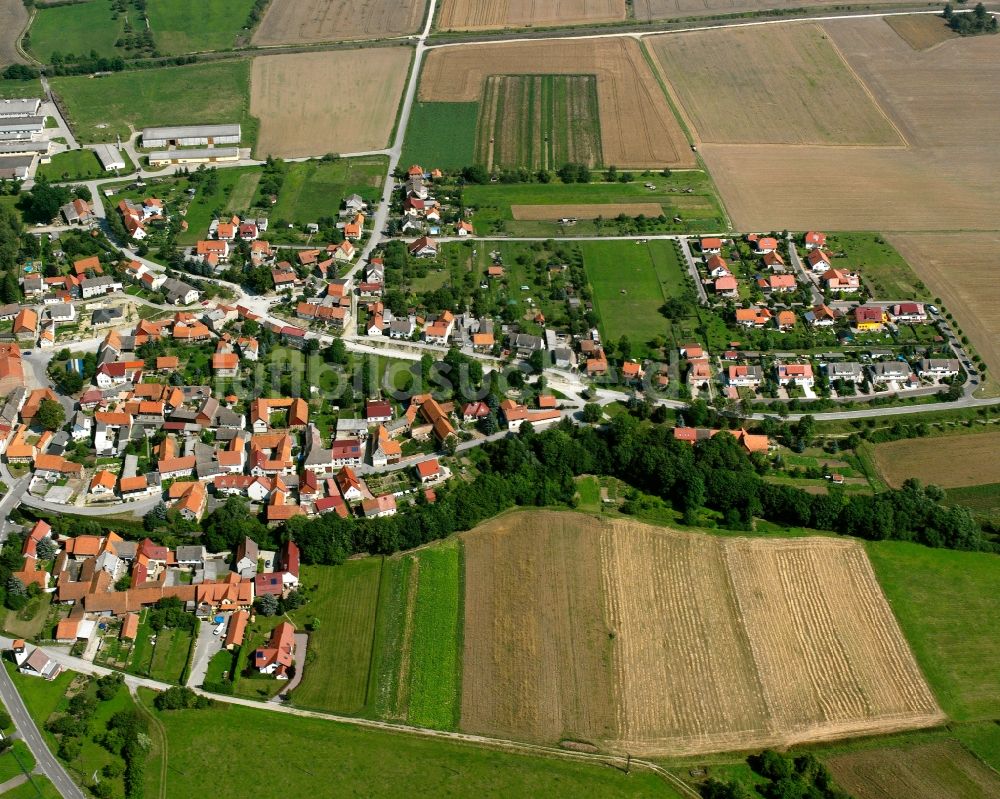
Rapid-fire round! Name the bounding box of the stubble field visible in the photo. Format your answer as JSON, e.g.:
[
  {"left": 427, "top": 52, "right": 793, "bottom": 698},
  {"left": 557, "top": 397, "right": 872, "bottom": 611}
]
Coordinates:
[
  {"left": 649, "top": 24, "right": 902, "bottom": 145},
  {"left": 252, "top": 0, "right": 425, "bottom": 44},
  {"left": 873, "top": 432, "right": 1000, "bottom": 490},
  {"left": 0, "top": 0, "right": 26, "bottom": 65},
  {"left": 888, "top": 233, "right": 1000, "bottom": 381},
  {"left": 634, "top": 0, "right": 919, "bottom": 20},
  {"left": 250, "top": 49, "right": 410, "bottom": 158},
  {"left": 476, "top": 74, "right": 602, "bottom": 170},
  {"left": 459, "top": 511, "right": 941, "bottom": 755},
  {"left": 419, "top": 38, "right": 694, "bottom": 168},
  {"left": 437, "top": 0, "right": 625, "bottom": 30},
  {"left": 826, "top": 741, "right": 1000, "bottom": 799},
  {"left": 695, "top": 18, "right": 1000, "bottom": 230},
  {"left": 885, "top": 14, "right": 959, "bottom": 50}
]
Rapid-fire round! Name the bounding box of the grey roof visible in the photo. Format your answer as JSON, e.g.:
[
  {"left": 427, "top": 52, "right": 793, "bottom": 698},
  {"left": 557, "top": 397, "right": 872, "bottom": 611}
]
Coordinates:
[
  {"left": 0, "top": 99, "right": 41, "bottom": 117},
  {"left": 142, "top": 124, "right": 241, "bottom": 140},
  {"left": 163, "top": 278, "right": 198, "bottom": 303},
  {"left": 0, "top": 140, "right": 48, "bottom": 155},
  {"left": 214, "top": 407, "right": 242, "bottom": 428},
  {"left": 176, "top": 545, "right": 205, "bottom": 562},
  {"left": 388, "top": 319, "right": 413, "bottom": 334},
  {"left": 0, "top": 116, "right": 43, "bottom": 132},
  {"left": 47, "top": 302, "right": 74, "bottom": 319},
  {"left": 826, "top": 362, "right": 864, "bottom": 378},
  {"left": 919, "top": 358, "right": 960, "bottom": 371},
  {"left": 872, "top": 362, "right": 911, "bottom": 377},
  {"left": 92, "top": 308, "right": 121, "bottom": 326},
  {"left": 81, "top": 276, "right": 117, "bottom": 288},
  {"left": 115, "top": 541, "right": 138, "bottom": 560},
  {"left": 148, "top": 147, "right": 239, "bottom": 162},
  {"left": 93, "top": 143, "right": 125, "bottom": 169},
  {"left": 513, "top": 333, "right": 545, "bottom": 351}
]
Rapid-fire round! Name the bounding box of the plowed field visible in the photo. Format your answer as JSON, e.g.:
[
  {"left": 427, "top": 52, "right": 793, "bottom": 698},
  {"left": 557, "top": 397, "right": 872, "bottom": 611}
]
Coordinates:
[
  {"left": 460, "top": 511, "right": 942, "bottom": 755},
  {"left": 437, "top": 0, "right": 624, "bottom": 30},
  {"left": 419, "top": 38, "right": 693, "bottom": 168},
  {"left": 697, "top": 18, "right": 1000, "bottom": 230},
  {"left": 251, "top": 49, "right": 409, "bottom": 157},
  {"left": 252, "top": 0, "right": 425, "bottom": 44}
]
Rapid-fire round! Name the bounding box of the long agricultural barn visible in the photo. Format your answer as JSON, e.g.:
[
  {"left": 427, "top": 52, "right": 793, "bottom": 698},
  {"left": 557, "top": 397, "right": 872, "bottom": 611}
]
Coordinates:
[
  {"left": 0, "top": 99, "right": 41, "bottom": 118},
  {"left": 93, "top": 143, "right": 126, "bottom": 171},
  {"left": 0, "top": 116, "right": 44, "bottom": 136},
  {"left": 0, "top": 140, "right": 48, "bottom": 156},
  {"left": 148, "top": 147, "right": 240, "bottom": 166},
  {"left": 0, "top": 155, "right": 35, "bottom": 179},
  {"left": 141, "top": 124, "right": 241, "bottom": 148}
]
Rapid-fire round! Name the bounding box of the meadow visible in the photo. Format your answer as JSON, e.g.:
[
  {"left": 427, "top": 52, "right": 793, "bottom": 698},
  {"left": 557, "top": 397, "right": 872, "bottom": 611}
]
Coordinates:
[
  {"left": 824, "top": 232, "right": 932, "bottom": 301},
  {"left": 873, "top": 432, "right": 1000, "bottom": 490},
  {"left": 35, "top": 149, "right": 107, "bottom": 182},
  {"left": 399, "top": 101, "right": 479, "bottom": 169},
  {"left": 139, "top": 689, "right": 675, "bottom": 798},
  {"left": 27, "top": 0, "right": 123, "bottom": 64},
  {"left": 943, "top": 483, "right": 1000, "bottom": 519},
  {"left": 0, "top": 79, "right": 43, "bottom": 100},
  {"left": 582, "top": 239, "right": 688, "bottom": 355},
  {"left": 288, "top": 560, "right": 383, "bottom": 713},
  {"left": 867, "top": 540, "right": 1000, "bottom": 720},
  {"left": 475, "top": 74, "right": 602, "bottom": 170},
  {"left": 271, "top": 157, "right": 386, "bottom": 224},
  {"left": 146, "top": 0, "right": 257, "bottom": 54},
  {"left": 51, "top": 60, "right": 256, "bottom": 145}
]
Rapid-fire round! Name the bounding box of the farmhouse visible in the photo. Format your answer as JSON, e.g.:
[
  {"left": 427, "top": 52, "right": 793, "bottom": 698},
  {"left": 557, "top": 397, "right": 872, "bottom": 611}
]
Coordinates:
[{"left": 142, "top": 124, "right": 241, "bottom": 148}]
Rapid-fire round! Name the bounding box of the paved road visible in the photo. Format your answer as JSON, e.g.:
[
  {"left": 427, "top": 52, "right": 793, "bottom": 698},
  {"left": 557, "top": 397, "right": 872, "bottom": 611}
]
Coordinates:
[
  {"left": 678, "top": 236, "right": 709, "bottom": 305},
  {"left": 785, "top": 234, "right": 824, "bottom": 305},
  {"left": 186, "top": 619, "right": 223, "bottom": 689},
  {"left": 0, "top": 660, "right": 85, "bottom": 799}
]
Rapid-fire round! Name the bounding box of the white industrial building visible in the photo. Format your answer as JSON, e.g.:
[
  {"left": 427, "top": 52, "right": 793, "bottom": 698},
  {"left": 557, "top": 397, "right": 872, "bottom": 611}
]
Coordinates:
[
  {"left": 0, "top": 99, "right": 41, "bottom": 118},
  {"left": 0, "top": 116, "right": 44, "bottom": 137},
  {"left": 148, "top": 147, "right": 240, "bottom": 167},
  {"left": 141, "top": 124, "right": 241, "bottom": 148},
  {"left": 93, "top": 143, "right": 126, "bottom": 171}
]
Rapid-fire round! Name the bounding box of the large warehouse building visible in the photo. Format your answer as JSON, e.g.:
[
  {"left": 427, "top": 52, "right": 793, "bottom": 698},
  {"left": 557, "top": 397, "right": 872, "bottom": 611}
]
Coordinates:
[
  {"left": 141, "top": 124, "right": 241, "bottom": 148},
  {"left": 0, "top": 99, "right": 41, "bottom": 118}
]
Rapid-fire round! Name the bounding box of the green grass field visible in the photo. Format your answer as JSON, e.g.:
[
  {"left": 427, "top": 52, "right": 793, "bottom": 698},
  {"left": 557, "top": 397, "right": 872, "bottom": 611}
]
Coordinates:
[
  {"left": 1, "top": 775, "right": 61, "bottom": 799},
  {"left": 465, "top": 173, "right": 726, "bottom": 236},
  {"left": 400, "top": 102, "right": 479, "bottom": 170},
  {"left": 406, "top": 540, "right": 463, "bottom": 730},
  {"left": 370, "top": 555, "right": 414, "bottom": 719},
  {"left": 146, "top": 0, "right": 256, "bottom": 54},
  {"left": 28, "top": 0, "right": 123, "bottom": 64},
  {"left": 582, "top": 239, "right": 687, "bottom": 355},
  {"left": 943, "top": 483, "right": 1000, "bottom": 519},
  {"left": 139, "top": 688, "right": 673, "bottom": 798},
  {"left": 35, "top": 149, "right": 105, "bottom": 181},
  {"left": 0, "top": 740, "right": 35, "bottom": 783},
  {"left": 148, "top": 626, "right": 194, "bottom": 684},
  {"left": 0, "top": 79, "right": 43, "bottom": 100},
  {"left": 825, "top": 232, "right": 932, "bottom": 301},
  {"left": 476, "top": 74, "right": 601, "bottom": 171},
  {"left": 288, "top": 560, "right": 383, "bottom": 714},
  {"left": 271, "top": 157, "right": 386, "bottom": 224},
  {"left": 51, "top": 59, "right": 256, "bottom": 145},
  {"left": 867, "top": 541, "right": 1000, "bottom": 721}
]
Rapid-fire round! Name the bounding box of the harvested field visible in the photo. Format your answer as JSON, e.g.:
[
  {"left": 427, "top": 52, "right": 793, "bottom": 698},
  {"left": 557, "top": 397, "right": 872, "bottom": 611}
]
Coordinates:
[
  {"left": 635, "top": 0, "right": 918, "bottom": 20},
  {"left": 872, "top": 432, "right": 1000, "bottom": 490},
  {"left": 826, "top": 741, "right": 1000, "bottom": 799},
  {"left": 888, "top": 233, "right": 1000, "bottom": 380},
  {"left": 437, "top": 0, "right": 624, "bottom": 31},
  {"left": 419, "top": 38, "right": 693, "bottom": 168},
  {"left": 0, "top": 0, "right": 27, "bottom": 66},
  {"left": 251, "top": 50, "right": 409, "bottom": 158},
  {"left": 511, "top": 203, "right": 662, "bottom": 220},
  {"left": 885, "top": 14, "right": 960, "bottom": 50},
  {"left": 252, "top": 0, "right": 425, "bottom": 45},
  {"left": 698, "top": 18, "right": 1000, "bottom": 230},
  {"left": 459, "top": 510, "right": 941, "bottom": 755},
  {"left": 476, "top": 74, "right": 602, "bottom": 170},
  {"left": 461, "top": 512, "right": 616, "bottom": 744},
  {"left": 649, "top": 25, "right": 901, "bottom": 145}
]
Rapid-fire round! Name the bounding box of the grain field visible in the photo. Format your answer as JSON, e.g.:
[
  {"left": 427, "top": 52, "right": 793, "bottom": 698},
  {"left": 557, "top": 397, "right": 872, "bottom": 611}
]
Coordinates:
[
  {"left": 437, "top": 0, "right": 624, "bottom": 30},
  {"left": 460, "top": 512, "right": 617, "bottom": 744},
  {"left": 873, "top": 432, "right": 1000, "bottom": 490},
  {"left": 420, "top": 39, "right": 693, "bottom": 168},
  {"left": 885, "top": 14, "right": 959, "bottom": 50},
  {"left": 251, "top": 50, "right": 409, "bottom": 158},
  {"left": 649, "top": 24, "right": 902, "bottom": 145},
  {"left": 0, "top": 0, "right": 27, "bottom": 65},
  {"left": 252, "top": 0, "right": 425, "bottom": 44}
]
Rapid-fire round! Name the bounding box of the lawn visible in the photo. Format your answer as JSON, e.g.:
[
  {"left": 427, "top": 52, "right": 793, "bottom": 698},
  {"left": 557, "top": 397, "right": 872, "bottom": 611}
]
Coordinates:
[
  {"left": 464, "top": 173, "right": 726, "bottom": 236},
  {"left": 582, "top": 239, "right": 687, "bottom": 355},
  {"left": 399, "top": 102, "right": 479, "bottom": 170},
  {"left": 271, "top": 156, "right": 387, "bottom": 225},
  {"left": 576, "top": 475, "right": 601, "bottom": 512},
  {"left": 287, "top": 559, "right": 383, "bottom": 714},
  {"left": 2, "top": 593, "right": 52, "bottom": 639},
  {"left": 51, "top": 59, "right": 256, "bottom": 145},
  {"left": 867, "top": 540, "right": 1000, "bottom": 721},
  {"left": 1, "top": 775, "right": 62, "bottom": 799},
  {"left": 139, "top": 688, "right": 672, "bottom": 798},
  {"left": 146, "top": 0, "right": 256, "bottom": 54},
  {"left": 0, "top": 740, "right": 35, "bottom": 783},
  {"left": 35, "top": 149, "right": 105, "bottom": 181},
  {"left": 369, "top": 555, "right": 414, "bottom": 720},
  {"left": 27, "top": 0, "right": 123, "bottom": 64},
  {"left": 406, "top": 540, "right": 463, "bottom": 730},
  {"left": 825, "top": 232, "right": 932, "bottom": 301},
  {"left": 147, "top": 625, "right": 195, "bottom": 684},
  {"left": 0, "top": 79, "right": 43, "bottom": 99}
]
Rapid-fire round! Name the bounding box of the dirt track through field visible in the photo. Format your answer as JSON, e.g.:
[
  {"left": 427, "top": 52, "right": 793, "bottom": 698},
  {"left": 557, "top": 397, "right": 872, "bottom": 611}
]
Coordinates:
[
  {"left": 696, "top": 18, "right": 1000, "bottom": 231},
  {"left": 251, "top": 50, "right": 409, "bottom": 157},
  {"left": 438, "top": 0, "right": 624, "bottom": 30},
  {"left": 252, "top": 0, "right": 425, "bottom": 44},
  {"left": 420, "top": 38, "right": 694, "bottom": 168},
  {"left": 512, "top": 203, "right": 662, "bottom": 219},
  {"left": 460, "top": 511, "right": 942, "bottom": 756},
  {"left": 873, "top": 432, "right": 1000, "bottom": 490},
  {"left": 0, "top": 0, "right": 27, "bottom": 65}
]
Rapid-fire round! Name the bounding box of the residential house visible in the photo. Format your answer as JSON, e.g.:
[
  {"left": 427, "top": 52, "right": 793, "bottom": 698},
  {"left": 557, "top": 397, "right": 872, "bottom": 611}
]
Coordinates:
[
  {"left": 727, "top": 364, "right": 764, "bottom": 388},
  {"left": 361, "top": 494, "right": 397, "bottom": 519},
  {"left": 408, "top": 236, "right": 438, "bottom": 258},
  {"left": 776, "top": 362, "right": 814, "bottom": 388},
  {"left": 253, "top": 621, "right": 295, "bottom": 678},
  {"left": 826, "top": 362, "right": 865, "bottom": 384},
  {"left": 871, "top": 361, "right": 912, "bottom": 383},
  {"left": 822, "top": 268, "right": 860, "bottom": 292},
  {"left": 853, "top": 305, "right": 886, "bottom": 331},
  {"left": 890, "top": 303, "right": 928, "bottom": 324},
  {"left": 804, "top": 304, "right": 837, "bottom": 327},
  {"left": 918, "top": 358, "right": 961, "bottom": 379},
  {"left": 804, "top": 231, "right": 826, "bottom": 251}
]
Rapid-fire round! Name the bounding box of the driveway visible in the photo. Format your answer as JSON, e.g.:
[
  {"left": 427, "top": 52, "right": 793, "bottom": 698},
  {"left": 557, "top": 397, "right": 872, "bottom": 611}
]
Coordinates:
[
  {"left": 186, "top": 617, "right": 224, "bottom": 688},
  {"left": 274, "top": 633, "right": 309, "bottom": 702}
]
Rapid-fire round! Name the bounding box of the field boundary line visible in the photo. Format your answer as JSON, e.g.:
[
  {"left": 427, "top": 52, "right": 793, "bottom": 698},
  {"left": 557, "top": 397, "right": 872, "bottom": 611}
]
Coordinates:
[
  {"left": 362, "top": 556, "right": 387, "bottom": 709},
  {"left": 821, "top": 24, "right": 910, "bottom": 148}
]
